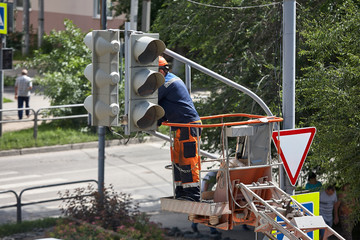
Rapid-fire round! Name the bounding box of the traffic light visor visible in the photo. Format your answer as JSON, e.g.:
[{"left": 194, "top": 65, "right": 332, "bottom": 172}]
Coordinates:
[
  {"left": 134, "top": 69, "right": 165, "bottom": 96},
  {"left": 133, "top": 101, "right": 165, "bottom": 129},
  {"left": 134, "top": 36, "right": 166, "bottom": 64}
]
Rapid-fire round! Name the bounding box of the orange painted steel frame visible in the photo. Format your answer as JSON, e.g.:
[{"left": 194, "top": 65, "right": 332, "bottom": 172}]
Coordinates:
[
  {"left": 162, "top": 113, "right": 283, "bottom": 128},
  {"left": 163, "top": 114, "right": 283, "bottom": 230}
]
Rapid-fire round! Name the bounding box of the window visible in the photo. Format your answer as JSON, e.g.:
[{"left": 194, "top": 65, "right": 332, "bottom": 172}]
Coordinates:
[
  {"left": 94, "top": 0, "right": 112, "bottom": 18},
  {"left": 15, "top": 0, "right": 31, "bottom": 9}
]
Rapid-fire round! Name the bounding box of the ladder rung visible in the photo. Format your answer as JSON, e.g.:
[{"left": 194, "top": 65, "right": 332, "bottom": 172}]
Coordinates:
[{"left": 243, "top": 184, "right": 277, "bottom": 190}]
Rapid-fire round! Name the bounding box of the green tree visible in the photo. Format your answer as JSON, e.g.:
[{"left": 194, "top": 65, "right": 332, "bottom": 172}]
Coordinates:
[
  {"left": 297, "top": 0, "right": 360, "bottom": 221},
  {"left": 152, "top": 0, "right": 283, "bottom": 151},
  {"left": 21, "top": 20, "right": 126, "bottom": 126},
  {"left": 23, "top": 19, "right": 91, "bottom": 108}
]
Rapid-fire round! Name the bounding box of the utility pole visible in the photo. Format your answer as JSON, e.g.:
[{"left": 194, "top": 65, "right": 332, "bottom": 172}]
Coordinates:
[
  {"left": 22, "top": 0, "right": 29, "bottom": 55},
  {"left": 38, "top": 0, "right": 44, "bottom": 48},
  {"left": 100, "top": 0, "right": 107, "bottom": 30},
  {"left": 141, "top": 0, "right": 151, "bottom": 32},
  {"left": 130, "top": 0, "right": 138, "bottom": 30},
  {"left": 281, "top": 0, "right": 296, "bottom": 194}
]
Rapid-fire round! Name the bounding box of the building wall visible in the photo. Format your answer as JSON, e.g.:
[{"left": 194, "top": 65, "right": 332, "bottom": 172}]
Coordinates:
[
  {"left": 31, "top": 0, "right": 93, "bottom": 16},
  {"left": 12, "top": 0, "right": 125, "bottom": 33}
]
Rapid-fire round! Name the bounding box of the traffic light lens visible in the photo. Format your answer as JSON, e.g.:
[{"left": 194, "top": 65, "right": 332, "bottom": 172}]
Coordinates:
[
  {"left": 138, "top": 76, "right": 157, "bottom": 96},
  {"left": 137, "top": 107, "right": 156, "bottom": 128},
  {"left": 133, "top": 70, "right": 165, "bottom": 97},
  {"left": 138, "top": 41, "right": 158, "bottom": 64}
]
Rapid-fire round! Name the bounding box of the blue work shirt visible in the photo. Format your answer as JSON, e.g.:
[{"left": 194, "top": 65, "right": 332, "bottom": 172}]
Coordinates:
[{"left": 158, "top": 72, "right": 200, "bottom": 126}]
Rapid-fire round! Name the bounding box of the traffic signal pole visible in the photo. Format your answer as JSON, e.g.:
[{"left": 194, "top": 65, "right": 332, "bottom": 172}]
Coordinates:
[
  {"left": 99, "top": 0, "right": 107, "bottom": 199},
  {"left": 281, "top": 0, "right": 296, "bottom": 194},
  {"left": 0, "top": 0, "right": 4, "bottom": 136},
  {"left": 0, "top": 35, "right": 3, "bottom": 136}
]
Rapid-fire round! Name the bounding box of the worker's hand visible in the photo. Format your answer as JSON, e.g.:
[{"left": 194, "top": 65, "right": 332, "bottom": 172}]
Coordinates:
[
  {"left": 333, "top": 216, "right": 339, "bottom": 225},
  {"left": 15, "top": 95, "right": 18, "bottom": 100}
]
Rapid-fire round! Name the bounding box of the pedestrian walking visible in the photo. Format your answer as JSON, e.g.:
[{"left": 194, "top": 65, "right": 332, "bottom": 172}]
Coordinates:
[
  {"left": 319, "top": 185, "right": 340, "bottom": 240},
  {"left": 15, "top": 69, "right": 33, "bottom": 119}
]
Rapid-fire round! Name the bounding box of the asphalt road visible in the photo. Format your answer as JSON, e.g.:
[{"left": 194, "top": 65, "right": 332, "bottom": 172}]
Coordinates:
[
  {"left": 0, "top": 140, "right": 172, "bottom": 221},
  {"left": 0, "top": 140, "right": 263, "bottom": 239}
]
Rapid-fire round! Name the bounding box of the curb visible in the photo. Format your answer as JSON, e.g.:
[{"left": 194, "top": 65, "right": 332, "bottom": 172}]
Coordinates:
[{"left": 0, "top": 136, "right": 161, "bottom": 157}]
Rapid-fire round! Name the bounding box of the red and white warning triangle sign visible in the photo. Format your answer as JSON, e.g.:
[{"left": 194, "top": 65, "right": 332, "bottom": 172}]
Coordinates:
[{"left": 272, "top": 127, "right": 316, "bottom": 186}]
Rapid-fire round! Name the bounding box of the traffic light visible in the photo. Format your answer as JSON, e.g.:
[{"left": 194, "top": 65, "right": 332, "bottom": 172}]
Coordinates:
[
  {"left": 2, "top": 48, "right": 13, "bottom": 70},
  {"left": 124, "top": 32, "right": 166, "bottom": 134},
  {"left": 83, "top": 30, "right": 120, "bottom": 126}
]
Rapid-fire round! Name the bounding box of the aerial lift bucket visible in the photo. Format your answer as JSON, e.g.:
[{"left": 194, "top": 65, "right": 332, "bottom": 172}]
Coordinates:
[{"left": 160, "top": 114, "right": 345, "bottom": 239}]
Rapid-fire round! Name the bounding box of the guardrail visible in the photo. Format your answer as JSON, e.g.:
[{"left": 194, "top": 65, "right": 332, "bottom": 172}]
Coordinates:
[
  {"left": 0, "top": 179, "right": 98, "bottom": 223},
  {"left": 0, "top": 104, "right": 88, "bottom": 138}
]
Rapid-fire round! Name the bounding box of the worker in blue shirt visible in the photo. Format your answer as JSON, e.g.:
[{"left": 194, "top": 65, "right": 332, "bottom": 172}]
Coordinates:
[{"left": 158, "top": 56, "right": 201, "bottom": 201}]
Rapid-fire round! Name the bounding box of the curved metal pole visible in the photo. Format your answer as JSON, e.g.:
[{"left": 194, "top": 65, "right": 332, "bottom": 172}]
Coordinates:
[
  {"left": 185, "top": 63, "right": 191, "bottom": 93},
  {"left": 164, "top": 49, "right": 273, "bottom": 116}
]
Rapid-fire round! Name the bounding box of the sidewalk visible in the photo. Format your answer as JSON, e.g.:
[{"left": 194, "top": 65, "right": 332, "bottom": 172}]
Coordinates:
[
  {"left": 2, "top": 67, "right": 49, "bottom": 132},
  {"left": 2, "top": 86, "right": 51, "bottom": 132}
]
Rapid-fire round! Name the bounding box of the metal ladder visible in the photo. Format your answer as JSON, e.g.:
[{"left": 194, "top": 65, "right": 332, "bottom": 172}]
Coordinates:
[{"left": 238, "top": 181, "right": 345, "bottom": 240}]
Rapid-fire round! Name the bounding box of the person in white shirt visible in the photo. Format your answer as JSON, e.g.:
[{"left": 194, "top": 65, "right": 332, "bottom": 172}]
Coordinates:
[
  {"left": 15, "top": 69, "right": 33, "bottom": 119},
  {"left": 319, "top": 185, "right": 340, "bottom": 240}
]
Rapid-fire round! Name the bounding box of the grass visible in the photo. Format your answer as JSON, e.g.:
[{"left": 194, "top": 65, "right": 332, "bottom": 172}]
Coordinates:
[
  {"left": 0, "top": 122, "right": 113, "bottom": 150},
  {"left": 0, "top": 217, "right": 58, "bottom": 237},
  {"left": 3, "top": 97, "right": 12, "bottom": 103},
  {"left": 0, "top": 120, "right": 169, "bottom": 151}
]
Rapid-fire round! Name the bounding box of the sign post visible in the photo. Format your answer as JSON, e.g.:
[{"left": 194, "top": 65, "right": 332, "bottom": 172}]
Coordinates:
[
  {"left": 0, "top": 2, "right": 7, "bottom": 136},
  {"left": 272, "top": 127, "right": 316, "bottom": 186}
]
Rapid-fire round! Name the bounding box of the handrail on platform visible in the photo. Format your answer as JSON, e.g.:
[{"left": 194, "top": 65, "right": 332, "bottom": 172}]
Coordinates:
[{"left": 162, "top": 113, "right": 283, "bottom": 128}]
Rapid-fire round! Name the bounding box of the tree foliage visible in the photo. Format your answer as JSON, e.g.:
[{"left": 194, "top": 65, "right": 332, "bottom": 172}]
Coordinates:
[
  {"left": 23, "top": 19, "right": 91, "bottom": 108},
  {"left": 297, "top": 0, "right": 360, "bottom": 221},
  {"left": 152, "top": 0, "right": 283, "bottom": 151}
]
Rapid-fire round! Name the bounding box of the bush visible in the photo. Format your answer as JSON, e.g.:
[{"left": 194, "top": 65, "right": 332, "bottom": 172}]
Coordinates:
[
  {"left": 56, "top": 184, "right": 165, "bottom": 239},
  {"left": 50, "top": 218, "right": 120, "bottom": 240},
  {"left": 4, "top": 75, "right": 16, "bottom": 87},
  {"left": 0, "top": 218, "right": 57, "bottom": 238}
]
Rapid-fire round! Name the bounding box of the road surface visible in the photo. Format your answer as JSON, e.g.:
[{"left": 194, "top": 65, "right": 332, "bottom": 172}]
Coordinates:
[
  {"left": 0, "top": 140, "right": 172, "bottom": 221},
  {"left": 0, "top": 140, "right": 262, "bottom": 239}
]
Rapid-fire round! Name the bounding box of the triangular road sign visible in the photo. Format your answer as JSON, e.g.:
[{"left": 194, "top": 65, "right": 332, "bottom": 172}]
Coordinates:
[{"left": 272, "top": 127, "right": 316, "bottom": 186}]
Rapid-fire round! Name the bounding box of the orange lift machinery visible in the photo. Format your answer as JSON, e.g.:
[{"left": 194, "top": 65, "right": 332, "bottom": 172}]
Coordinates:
[{"left": 160, "top": 113, "right": 344, "bottom": 240}]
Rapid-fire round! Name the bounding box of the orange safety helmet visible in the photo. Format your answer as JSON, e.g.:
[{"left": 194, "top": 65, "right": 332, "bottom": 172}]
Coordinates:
[{"left": 159, "top": 56, "right": 168, "bottom": 67}]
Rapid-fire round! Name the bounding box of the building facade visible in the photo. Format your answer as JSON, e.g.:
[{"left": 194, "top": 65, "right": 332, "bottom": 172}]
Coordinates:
[{"left": 11, "top": 0, "right": 125, "bottom": 33}]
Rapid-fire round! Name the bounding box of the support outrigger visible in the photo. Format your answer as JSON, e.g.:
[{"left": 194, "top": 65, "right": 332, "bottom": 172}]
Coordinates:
[{"left": 160, "top": 114, "right": 344, "bottom": 240}]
